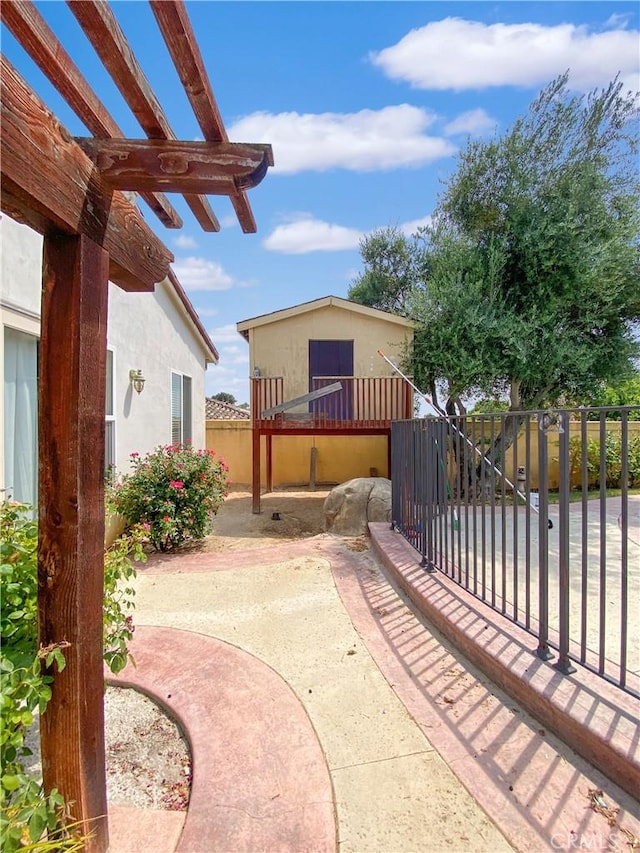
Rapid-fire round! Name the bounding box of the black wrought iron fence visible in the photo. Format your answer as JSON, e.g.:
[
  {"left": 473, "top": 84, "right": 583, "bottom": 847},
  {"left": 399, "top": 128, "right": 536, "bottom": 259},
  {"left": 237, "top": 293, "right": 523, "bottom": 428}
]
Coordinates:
[{"left": 391, "top": 407, "right": 640, "bottom": 697}]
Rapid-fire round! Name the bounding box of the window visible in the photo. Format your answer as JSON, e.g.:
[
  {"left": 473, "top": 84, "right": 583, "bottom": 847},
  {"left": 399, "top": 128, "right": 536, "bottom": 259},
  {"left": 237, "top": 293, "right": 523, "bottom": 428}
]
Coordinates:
[
  {"left": 171, "top": 372, "right": 192, "bottom": 445},
  {"left": 105, "top": 348, "right": 115, "bottom": 477},
  {"left": 3, "top": 327, "right": 38, "bottom": 506}
]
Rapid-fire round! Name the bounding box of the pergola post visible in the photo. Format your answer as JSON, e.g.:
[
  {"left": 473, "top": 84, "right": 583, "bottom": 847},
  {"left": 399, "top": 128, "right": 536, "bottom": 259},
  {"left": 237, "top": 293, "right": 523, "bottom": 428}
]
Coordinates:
[{"left": 38, "top": 233, "right": 110, "bottom": 853}]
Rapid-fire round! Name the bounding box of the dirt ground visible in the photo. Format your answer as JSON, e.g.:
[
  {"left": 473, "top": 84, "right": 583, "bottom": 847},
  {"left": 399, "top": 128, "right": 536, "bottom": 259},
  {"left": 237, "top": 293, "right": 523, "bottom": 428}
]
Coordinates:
[{"left": 181, "top": 487, "right": 332, "bottom": 551}]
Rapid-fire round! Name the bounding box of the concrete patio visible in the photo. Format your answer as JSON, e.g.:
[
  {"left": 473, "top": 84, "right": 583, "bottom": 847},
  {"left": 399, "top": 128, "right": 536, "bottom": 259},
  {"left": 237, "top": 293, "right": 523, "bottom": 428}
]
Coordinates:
[{"left": 106, "top": 529, "right": 639, "bottom": 853}]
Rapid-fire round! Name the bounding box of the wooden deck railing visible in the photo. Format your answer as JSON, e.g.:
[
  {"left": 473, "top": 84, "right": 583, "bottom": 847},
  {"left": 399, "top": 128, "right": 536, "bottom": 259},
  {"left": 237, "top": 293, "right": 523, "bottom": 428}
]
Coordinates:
[{"left": 251, "top": 376, "right": 412, "bottom": 426}]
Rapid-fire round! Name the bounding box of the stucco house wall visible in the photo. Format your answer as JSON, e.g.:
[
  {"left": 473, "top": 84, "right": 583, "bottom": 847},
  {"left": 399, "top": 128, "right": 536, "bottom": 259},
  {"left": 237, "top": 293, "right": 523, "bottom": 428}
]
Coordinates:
[
  {"left": 107, "top": 280, "right": 209, "bottom": 475},
  {"left": 238, "top": 296, "right": 414, "bottom": 402},
  {"left": 1, "top": 214, "right": 215, "bottom": 504}
]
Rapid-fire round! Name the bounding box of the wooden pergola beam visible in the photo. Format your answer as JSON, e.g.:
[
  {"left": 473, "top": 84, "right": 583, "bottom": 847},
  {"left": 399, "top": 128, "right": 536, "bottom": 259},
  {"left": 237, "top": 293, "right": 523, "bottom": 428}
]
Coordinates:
[
  {"left": 150, "top": 0, "right": 267, "bottom": 233},
  {"left": 39, "top": 233, "right": 110, "bottom": 852},
  {"left": 68, "top": 0, "right": 221, "bottom": 233},
  {"left": 0, "top": 0, "right": 182, "bottom": 230},
  {"left": 76, "top": 138, "right": 273, "bottom": 194},
  {"left": 0, "top": 56, "right": 173, "bottom": 291}
]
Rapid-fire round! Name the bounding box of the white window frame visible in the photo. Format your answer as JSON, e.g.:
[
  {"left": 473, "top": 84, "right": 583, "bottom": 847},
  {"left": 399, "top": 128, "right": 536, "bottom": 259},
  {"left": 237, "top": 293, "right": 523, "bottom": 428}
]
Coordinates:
[
  {"left": 171, "top": 370, "right": 192, "bottom": 446},
  {"left": 105, "top": 348, "right": 116, "bottom": 477},
  {"left": 2, "top": 323, "right": 39, "bottom": 507}
]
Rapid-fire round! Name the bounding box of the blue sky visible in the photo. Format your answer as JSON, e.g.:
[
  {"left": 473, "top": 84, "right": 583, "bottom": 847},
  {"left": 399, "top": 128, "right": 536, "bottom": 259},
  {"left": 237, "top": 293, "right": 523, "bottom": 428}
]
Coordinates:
[{"left": 3, "top": 1, "right": 639, "bottom": 404}]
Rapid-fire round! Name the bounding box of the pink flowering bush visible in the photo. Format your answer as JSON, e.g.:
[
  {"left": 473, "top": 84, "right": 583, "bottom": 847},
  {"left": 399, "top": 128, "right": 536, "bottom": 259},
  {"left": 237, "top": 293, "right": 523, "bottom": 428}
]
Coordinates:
[{"left": 110, "top": 444, "right": 230, "bottom": 551}]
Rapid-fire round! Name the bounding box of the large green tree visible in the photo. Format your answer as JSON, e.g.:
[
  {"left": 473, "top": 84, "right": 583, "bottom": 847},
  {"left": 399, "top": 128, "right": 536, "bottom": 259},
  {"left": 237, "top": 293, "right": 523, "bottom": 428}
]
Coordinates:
[{"left": 349, "top": 74, "right": 640, "bottom": 416}]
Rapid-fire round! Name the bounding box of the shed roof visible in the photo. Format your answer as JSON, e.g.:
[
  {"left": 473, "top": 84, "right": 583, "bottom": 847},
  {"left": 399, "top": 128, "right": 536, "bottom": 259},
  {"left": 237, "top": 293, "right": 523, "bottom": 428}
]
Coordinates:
[{"left": 236, "top": 295, "right": 414, "bottom": 341}]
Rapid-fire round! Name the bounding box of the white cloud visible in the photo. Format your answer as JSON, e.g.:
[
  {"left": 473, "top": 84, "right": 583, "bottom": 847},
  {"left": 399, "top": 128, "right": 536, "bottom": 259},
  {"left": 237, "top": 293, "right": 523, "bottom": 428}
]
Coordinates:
[
  {"left": 173, "top": 234, "right": 197, "bottom": 249},
  {"left": 263, "top": 212, "right": 436, "bottom": 255},
  {"left": 399, "top": 215, "right": 432, "bottom": 236},
  {"left": 605, "top": 13, "right": 632, "bottom": 29},
  {"left": 229, "top": 105, "right": 456, "bottom": 174},
  {"left": 344, "top": 267, "right": 361, "bottom": 282},
  {"left": 207, "top": 323, "right": 243, "bottom": 346},
  {"left": 205, "top": 363, "right": 250, "bottom": 403},
  {"left": 173, "top": 257, "right": 239, "bottom": 291},
  {"left": 370, "top": 18, "right": 640, "bottom": 94},
  {"left": 263, "top": 215, "right": 363, "bottom": 254},
  {"left": 444, "top": 108, "right": 497, "bottom": 136},
  {"left": 193, "top": 306, "right": 219, "bottom": 318},
  {"left": 223, "top": 345, "right": 244, "bottom": 357},
  {"left": 205, "top": 325, "right": 251, "bottom": 401},
  {"left": 220, "top": 214, "right": 239, "bottom": 229}
]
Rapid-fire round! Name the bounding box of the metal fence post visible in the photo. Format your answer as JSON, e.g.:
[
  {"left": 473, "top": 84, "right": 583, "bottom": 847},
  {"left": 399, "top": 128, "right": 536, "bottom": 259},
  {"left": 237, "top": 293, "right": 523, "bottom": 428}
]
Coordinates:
[
  {"left": 536, "top": 418, "right": 554, "bottom": 661},
  {"left": 555, "top": 411, "right": 576, "bottom": 674}
]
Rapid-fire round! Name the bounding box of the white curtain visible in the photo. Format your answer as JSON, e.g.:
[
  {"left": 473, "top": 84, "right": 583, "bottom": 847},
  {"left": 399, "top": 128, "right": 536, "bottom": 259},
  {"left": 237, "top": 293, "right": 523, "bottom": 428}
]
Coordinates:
[{"left": 3, "top": 328, "right": 38, "bottom": 507}]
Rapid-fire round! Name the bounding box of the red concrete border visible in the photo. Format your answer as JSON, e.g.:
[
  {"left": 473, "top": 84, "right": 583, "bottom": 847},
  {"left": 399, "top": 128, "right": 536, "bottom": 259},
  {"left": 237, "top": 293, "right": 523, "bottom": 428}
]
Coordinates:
[
  {"left": 368, "top": 523, "right": 640, "bottom": 800},
  {"left": 107, "top": 626, "right": 336, "bottom": 853}
]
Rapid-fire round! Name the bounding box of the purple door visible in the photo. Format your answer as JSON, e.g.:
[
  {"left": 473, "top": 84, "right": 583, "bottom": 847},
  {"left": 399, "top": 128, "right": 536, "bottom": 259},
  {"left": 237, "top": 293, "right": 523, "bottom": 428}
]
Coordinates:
[{"left": 309, "top": 340, "right": 353, "bottom": 418}]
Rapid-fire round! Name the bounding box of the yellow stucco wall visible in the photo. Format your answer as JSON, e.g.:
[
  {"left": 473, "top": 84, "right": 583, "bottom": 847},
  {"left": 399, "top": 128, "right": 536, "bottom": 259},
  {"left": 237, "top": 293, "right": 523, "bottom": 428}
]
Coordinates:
[
  {"left": 512, "top": 420, "right": 640, "bottom": 489},
  {"left": 208, "top": 419, "right": 640, "bottom": 491},
  {"left": 206, "top": 420, "right": 389, "bottom": 487},
  {"left": 457, "top": 419, "right": 640, "bottom": 490},
  {"left": 247, "top": 304, "right": 413, "bottom": 402}
]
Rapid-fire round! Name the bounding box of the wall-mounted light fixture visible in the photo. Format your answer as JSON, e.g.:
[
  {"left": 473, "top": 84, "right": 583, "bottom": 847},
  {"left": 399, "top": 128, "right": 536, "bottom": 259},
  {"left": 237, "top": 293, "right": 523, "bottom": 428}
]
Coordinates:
[{"left": 129, "top": 369, "right": 146, "bottom": 394}]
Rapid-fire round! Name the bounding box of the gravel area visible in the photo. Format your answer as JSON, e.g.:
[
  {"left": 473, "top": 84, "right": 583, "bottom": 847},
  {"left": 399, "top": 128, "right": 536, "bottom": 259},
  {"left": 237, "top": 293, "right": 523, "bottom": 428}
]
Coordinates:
[
  {"left": 104, "top": 686, "right": 191, "bottom": 810},
  {"left": 25, "top": 685, "right": 191, "bottom": 811}
]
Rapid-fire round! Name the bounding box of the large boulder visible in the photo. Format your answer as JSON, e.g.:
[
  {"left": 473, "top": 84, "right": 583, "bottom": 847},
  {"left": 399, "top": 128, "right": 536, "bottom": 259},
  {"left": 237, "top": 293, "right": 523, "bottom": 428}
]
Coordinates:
[{"left": 324, "top": 477, "right": 392, "bottom": 536}]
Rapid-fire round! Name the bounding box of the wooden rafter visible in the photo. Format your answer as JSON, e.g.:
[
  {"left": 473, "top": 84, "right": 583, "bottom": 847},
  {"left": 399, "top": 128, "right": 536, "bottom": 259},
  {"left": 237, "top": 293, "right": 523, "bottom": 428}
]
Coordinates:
[
  {"left": 68, "top": 0, "right": 222, "bottom": 232},
  {"left": 76, "top": 138, "right": 272, "bottom": 194},
  {"left": 150, "top": 0, "right": 271, "bottom": 233},
  {"left": 0, "top": 56, "right": 172, "bottom": 290},
  {"left": 0, "top": 0, "right": 182, "bottom": 229}
]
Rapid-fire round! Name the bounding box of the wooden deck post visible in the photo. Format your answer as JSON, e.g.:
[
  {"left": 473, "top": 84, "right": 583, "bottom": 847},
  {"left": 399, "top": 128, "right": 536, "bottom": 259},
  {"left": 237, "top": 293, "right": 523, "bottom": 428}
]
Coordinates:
[
  {"left": 38, "top": 233, "right": 109, "bottom": 852},
  {"left": 266, "top": 434, "right": 273, "bottom": 493},
  {"left": 252, "top": 426, "right": 261, "bottom": 513}
]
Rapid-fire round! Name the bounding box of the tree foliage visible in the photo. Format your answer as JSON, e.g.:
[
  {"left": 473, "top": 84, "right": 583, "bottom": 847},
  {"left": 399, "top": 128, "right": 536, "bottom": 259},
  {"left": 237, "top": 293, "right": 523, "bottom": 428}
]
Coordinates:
[
  {"left": 350, "top": 74, "right": 640, "bottom": 414},
  {"left": 211, "top": 392, "right": 237, "bottom": 404},
  {"left": 578, "top": 372, "right": 640, "bottom": 419},
  {"left": 349, "top": 227, "right": 421, "bottom": 315}
]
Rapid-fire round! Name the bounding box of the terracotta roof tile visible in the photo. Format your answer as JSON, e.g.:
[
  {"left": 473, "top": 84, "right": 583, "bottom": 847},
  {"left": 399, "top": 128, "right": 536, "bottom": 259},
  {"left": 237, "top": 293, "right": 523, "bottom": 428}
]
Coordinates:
[{"left": 205, "top": 398, "right": 250, "bottom": 420}]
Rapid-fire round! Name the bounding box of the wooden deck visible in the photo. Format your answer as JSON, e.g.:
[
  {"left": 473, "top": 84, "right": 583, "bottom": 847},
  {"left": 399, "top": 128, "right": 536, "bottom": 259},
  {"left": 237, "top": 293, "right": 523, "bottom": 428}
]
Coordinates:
[{"left": 250, "top": 376, "right": 413, "bottom": 511}]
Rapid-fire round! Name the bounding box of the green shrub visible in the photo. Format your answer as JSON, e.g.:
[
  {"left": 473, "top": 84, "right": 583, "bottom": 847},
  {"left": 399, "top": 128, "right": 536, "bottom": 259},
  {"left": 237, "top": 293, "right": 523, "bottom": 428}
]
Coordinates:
[
  {"left": 109, "top": 444, "right": 229, "bottom": 551},
  {"left": 629, "top": 434, "right": 640, "bottom": 487},
  {"left": 103, "top": 527, "right": 145, "bottom": 675},
  {"left": 0, "top": 501, "right": 144, "bottom": 851},
  {"left": 567, "top": 432, "right": 640, "bottom": 489}
]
